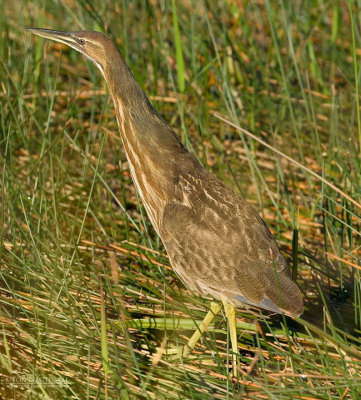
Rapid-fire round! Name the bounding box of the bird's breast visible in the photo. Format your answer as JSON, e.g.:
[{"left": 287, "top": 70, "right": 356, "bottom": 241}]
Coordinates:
[{"left": 114, "top": 103, "right": 169, "bottom": 234}]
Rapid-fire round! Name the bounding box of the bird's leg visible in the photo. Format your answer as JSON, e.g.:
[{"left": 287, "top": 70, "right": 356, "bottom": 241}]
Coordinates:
[
  {"left": 166, "top": 301, "right": 222, "bottom": 359},
  {"left": 182, "top": 301, "right": 222, "bottom": 357},
  {"left": 222, "top": 300, "right": 238, "bottom": 376}
]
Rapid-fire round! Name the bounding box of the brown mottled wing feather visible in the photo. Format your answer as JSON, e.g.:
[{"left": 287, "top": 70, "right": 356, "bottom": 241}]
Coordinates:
[{"left": 160, "top": 170, "right": 303, "bottom": 317}]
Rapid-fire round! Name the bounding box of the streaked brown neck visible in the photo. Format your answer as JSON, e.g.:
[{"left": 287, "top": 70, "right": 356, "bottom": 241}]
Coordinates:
[
  {"left": 101, "top": 43, "right": 153, "bottom": 118},
  {"left": 101, "top": 44, "right": 193, "bottom": 232}
]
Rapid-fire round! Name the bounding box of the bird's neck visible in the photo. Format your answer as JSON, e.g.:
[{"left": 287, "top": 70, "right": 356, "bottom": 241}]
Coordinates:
[
  {"left": 103, "top": 53, "right": 190, "bottom": 232},
  {"left": 104, "top": 53, "right": 153, "bottom": 118}
]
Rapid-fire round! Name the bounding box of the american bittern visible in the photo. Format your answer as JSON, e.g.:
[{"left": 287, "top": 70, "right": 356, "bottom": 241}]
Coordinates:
[{"left": 27, "top": 29, "right": 303, "bottom": 373}]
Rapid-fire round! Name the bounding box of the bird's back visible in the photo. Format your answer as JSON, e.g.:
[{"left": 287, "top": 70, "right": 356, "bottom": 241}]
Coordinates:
[{"left": 160, "top": 163, "right": 303, "bottom": 317}]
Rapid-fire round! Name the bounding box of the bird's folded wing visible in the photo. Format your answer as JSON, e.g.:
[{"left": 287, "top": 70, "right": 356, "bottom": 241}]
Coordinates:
[{"left": 160, "top": 186, "right": 303, "bottom": 316}]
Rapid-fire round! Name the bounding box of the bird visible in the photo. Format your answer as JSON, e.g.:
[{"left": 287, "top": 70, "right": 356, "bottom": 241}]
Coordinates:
[{"left": 27, "top": 28, "right": 303, "bottom": 373}]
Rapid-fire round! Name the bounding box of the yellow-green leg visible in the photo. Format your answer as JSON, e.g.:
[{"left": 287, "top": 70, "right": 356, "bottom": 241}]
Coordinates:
[
  {"left": 222, "top": 300, "right": 238, "bottom": 375},
  {"left": 167, "top": 300, "right": 239, "bottom": 375},
  {"left": 182, "top": 301, "right": 222, "bottom": 357}
]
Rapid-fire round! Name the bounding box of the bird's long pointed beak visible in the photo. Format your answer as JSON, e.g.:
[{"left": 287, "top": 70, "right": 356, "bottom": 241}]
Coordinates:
[{"left": 26, "top": 28, "right": 76, "bottom": 47}]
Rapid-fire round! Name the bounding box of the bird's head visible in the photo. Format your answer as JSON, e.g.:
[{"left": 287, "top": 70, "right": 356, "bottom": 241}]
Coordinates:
[
  {"left": 27, "top": 28, "right": 153, "bottom": 114},
  {"left": 26, "top": 29, "right": 114, "bottom": 75}
]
